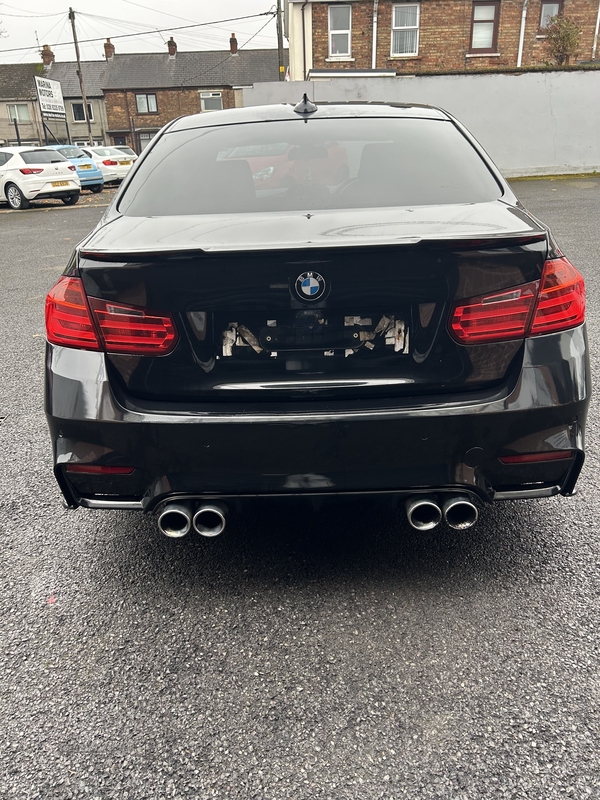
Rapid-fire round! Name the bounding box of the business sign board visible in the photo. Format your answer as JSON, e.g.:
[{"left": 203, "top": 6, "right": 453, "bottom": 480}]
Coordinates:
[{"left": 34, "top": 76, "right": 66, "bottom": 119}]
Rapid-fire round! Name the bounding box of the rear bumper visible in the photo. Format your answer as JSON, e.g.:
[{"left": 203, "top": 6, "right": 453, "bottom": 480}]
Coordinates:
[
  {"left": 25, "top": 179, "right": 80, "bottom": 199},
  {"left": 45, "top": 326, "right": 590, "bottom": 511},
  {"left": 78, "top": 175, "right": 104, "bottom": 187}
]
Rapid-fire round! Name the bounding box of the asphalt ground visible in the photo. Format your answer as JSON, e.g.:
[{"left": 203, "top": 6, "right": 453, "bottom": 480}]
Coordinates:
[{"left": 0, "top": 177, "right": 599, "bottom": 799}]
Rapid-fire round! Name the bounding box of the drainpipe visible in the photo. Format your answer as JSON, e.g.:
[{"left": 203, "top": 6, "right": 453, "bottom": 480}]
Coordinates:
[
  {"left": 372, "top": 0, "right": 379, "bottom": 70},
  {"left": 592, "top": 0, "right": 600, "bottom": 60},
  {"left": 517, "top": 0, "right": 529, "bottom": 68},
  {"left": 301, "top": 2, "right": 308, "bottom": 80}
]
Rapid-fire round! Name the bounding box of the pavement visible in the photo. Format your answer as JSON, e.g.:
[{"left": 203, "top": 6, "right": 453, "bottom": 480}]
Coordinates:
[{"left": 0, "top": 177, "right": 599, "bottom": 799}]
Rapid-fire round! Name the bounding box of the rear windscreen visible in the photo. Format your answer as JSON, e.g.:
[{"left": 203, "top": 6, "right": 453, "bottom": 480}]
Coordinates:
[
  {"left": 57, "top": 147, "right": 86, "bottom": 159},
  {"left": 21, "top": 150, "right": 67, "bottom": 164},
  {"left": 119, "top": 117, "right": 503, "bottom": 217}
]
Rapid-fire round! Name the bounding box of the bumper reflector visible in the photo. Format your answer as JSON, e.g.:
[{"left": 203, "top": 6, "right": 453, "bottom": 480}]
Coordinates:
[
  {"left": 65, "top": 464, "right": 135, "bottom": 475},
  {"left": 499, "top": 451, "right": 573, "bottom": 465}
]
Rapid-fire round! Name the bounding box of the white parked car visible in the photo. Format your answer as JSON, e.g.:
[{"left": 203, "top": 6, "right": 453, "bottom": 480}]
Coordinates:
[
  {"left": 80, "top": 146, "right": 136, "bottom": 183},
  {"left": 0, "top": 146, "right": 81, "bottom": 209}
]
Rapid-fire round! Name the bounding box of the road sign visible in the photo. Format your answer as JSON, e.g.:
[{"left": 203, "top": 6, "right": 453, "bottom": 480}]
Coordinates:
[{"left": 34, "top": 76, "right": 66, "bottom": 119}]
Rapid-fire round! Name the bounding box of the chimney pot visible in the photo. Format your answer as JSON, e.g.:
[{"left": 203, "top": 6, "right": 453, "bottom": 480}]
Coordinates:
[
  {"left": 104, "top": 38, "right": 115, "bottom": 60},
  {"left": 167, "top": 36, "right": 177, "bottom": 57},
  {"left": 230, "top": 33, "right": 238, "bottom": 55},
  {"left": 41, "top": 44, "right": 55, "bottom": 66}
]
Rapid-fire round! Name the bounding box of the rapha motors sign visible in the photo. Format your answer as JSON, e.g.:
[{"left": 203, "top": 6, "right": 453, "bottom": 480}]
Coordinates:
[{"left": 34, "top": 76, "right": 66, "bottom": 119}]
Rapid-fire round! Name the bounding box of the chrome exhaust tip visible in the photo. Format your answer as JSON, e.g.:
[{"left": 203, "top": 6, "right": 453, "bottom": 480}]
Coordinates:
[
  {"left": 443, "top": 496, "right": 478, "bottom": 530},
  {"left": 405, "top": 497, "right": 442, "bottom": 531},
  {"left": 157, "top": 502, "right": 193, "bottom": 538},
  {"left": 192, "top": 503, "right": 227, "bottom": 538}
]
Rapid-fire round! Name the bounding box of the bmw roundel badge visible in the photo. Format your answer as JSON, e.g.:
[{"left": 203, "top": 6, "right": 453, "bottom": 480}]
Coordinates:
[{"left": 295, "top": 271, "right": 326, "bottom": 302}]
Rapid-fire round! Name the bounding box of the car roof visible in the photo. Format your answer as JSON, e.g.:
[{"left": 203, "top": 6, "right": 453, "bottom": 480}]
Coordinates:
[
  {"left": 0, "top": 145, "right": 55, "bottom": 153},
  {"left": 169, "top": 101, "right": 450, "bottom": 133}
]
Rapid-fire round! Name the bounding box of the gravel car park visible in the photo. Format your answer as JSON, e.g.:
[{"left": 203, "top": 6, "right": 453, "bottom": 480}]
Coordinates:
[
  {"left": 44, "top": 99, "right": 589, "bottom": 539},
  {"left": 0, "top": 146, "right": 81, "bottom": 209}
]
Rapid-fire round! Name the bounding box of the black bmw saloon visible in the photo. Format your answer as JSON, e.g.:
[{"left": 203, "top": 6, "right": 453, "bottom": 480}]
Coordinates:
[{"left": 44, "top": 99, "right": 589, "bottom": 537}]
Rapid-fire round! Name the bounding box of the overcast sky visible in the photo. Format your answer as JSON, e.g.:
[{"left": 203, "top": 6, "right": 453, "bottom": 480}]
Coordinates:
[{"left": 0, "top": 0, "right": 280, "bottom": 64}]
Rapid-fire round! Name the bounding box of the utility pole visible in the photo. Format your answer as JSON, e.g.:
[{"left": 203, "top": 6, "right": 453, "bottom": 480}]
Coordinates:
[
  {"left": 69, "top": 7, "right": 94, "bottom": 146},
  {"left": 276, "top": 0, "right": 285, "bottom": 81}
]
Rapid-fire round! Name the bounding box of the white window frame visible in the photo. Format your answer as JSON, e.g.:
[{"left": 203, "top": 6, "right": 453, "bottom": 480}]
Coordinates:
[
  {"left": 539, "top": 1, "right": 562, "bottom": 31},
  {"left": 71, "top": 102, "right": 94, "bottom": 123},
  {"left": 200, "top": 91, "right": 223, "bottom": 112},
  {"left": 138, "top": 131, "right": 157, "bottom": 151},
  {"left": 328, "top": 4, "right": 352, "bottom": 58},
  {"left": 135, "top": 93, "right": 158, "bottom": 114},
  {"left": 391, "top": 3, "right": 420, "bottom": 57},
  {"left": 7, "top": 103, "right": 31, "bottom": 123}
]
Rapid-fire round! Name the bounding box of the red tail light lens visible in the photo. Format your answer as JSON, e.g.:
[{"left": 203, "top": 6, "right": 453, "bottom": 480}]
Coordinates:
[
  {"left": 19, "top": 168, "right": 44, "bottom": 174},
  {"left": 530, "top": 257, "right": 585, "bottom": 335},
  {"left": 102, "top": 159, "right": 118, "bottom": 166},
  {"left": 449, "top": 282, "right": 538, "bottom": 343},
  {"left": 45, "top": 277, "right": 101, "bottom": 350},
  {"left": 449, "top": 257, "right": 585, "bottom": 344},
  {"left": 68, "top": 165, "right": 76, "bottom": 171},
  {"left": 88, "top": 297, "right": 177, "bottom": 354},
  {"left": 45, "top": 277, "right": 178, "bottom": 354}
]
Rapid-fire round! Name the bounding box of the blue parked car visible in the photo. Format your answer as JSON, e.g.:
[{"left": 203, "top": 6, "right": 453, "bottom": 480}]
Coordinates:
[{"left": 46, "top": 145, "right": 104, "bottom": 193}]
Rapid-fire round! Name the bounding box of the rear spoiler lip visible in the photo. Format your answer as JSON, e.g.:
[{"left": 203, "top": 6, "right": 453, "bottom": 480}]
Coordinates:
[{"left": 79, "top": 231, "right": 548, "bottom": 262}]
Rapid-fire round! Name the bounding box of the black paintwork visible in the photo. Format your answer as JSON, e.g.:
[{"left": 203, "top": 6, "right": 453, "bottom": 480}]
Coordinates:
[{"left": 44, "top": 102, "right": 590, "bottom": 512}]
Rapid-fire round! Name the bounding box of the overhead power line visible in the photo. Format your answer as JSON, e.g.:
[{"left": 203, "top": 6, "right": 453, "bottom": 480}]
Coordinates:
[{"left": 0, "top": 11, "right": 275, "bottom": 55}]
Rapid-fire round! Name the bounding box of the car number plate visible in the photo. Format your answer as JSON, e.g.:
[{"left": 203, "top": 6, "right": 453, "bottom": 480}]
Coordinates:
[
  {"left": 51, "top": 180, "right": 70, "bottom": 187},
  {"left": 80, "top": 165, "right": 92, "bottom": 169},
  {"left": 121, "top": 160, "right": 131, "bottom": 166}
]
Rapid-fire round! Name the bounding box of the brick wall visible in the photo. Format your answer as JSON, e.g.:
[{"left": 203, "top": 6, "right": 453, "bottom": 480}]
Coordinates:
[
  {"left": 310, "top": 0, "right": 600, "bottom": 73},
  {"left": 104, "top": 87, "right": 235, "bottom": 147}
]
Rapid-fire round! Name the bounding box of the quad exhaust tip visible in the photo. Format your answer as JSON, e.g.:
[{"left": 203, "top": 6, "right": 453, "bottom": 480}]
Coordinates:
[
  {"left": 157, "top": 501, "right": 193, "bottom": 538},
  {"left": 192, "top": 504, "right": 227, "bottom": 538},
  {"left": 157, "top": 501, "right": 227, "bottom": 538},
  {"left": 406, "top": 494, "right": 479, "bottom": 531},
  {"left": 405, "top": 497, "right": 442, "bottom": 531},
  {"left": 443, "top": 495, "right": 478, "bottom": 530}
]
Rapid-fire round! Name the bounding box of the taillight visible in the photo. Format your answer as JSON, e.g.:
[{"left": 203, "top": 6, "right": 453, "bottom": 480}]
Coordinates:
[
  {"left": 19, "top": 168, "right": 44, "bottom": 175},
  {"left": 449, "top": 282, "right": 538, "bottom": 343},
  {"left": 68, "top": 165, "right": 76, "bottom": 171},
  {"left": 449, "top": 257, "right": 585, "bottom": 344},
  {"left": 102, "top": 159, "right": 118, "bottom": 166},
  {"left": 529, "top": 257, "right": 585, "bottom": 335},
  {"left": 45, "top": 276, "right": 101, "bottom": 350},
  {"left": 87, "top": 297, "right": 177, "bottom": 354},
  {"left": 45, "top": 276, "right": 178, "bottom": 354}
]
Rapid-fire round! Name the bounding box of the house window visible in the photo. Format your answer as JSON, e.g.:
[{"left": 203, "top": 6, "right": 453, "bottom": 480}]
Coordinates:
[
  {"left": 540, "top": 2, "right": 562, "bottom": 30},
  {"left": 200, "top": 92, "right": 223, "bottom": 111},
  {"left": 391, "top": 4, "right": 420, "bottom": 56},
  {"left": 7, "top": 103, "right": 30, "bottom": 122},
  {"left": 72, "top": 102, "right": 93, "bottom": 122},
  {"left": 470, "top": 2, "right": 500, "bottom": 52},
  {"left": 329, "top": 5, "right": 351, "bottom": 57},
  {"left": 136, "top": 94, "right": 158, "bottom": 114},
  {"left": 138, "top": 131, "right": 157, "bottom": 151}
]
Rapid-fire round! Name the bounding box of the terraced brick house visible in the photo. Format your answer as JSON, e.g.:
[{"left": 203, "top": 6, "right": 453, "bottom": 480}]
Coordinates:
[
  {"left": 0, "top": 37, "right": 287, "bottom": 151},
  {"left": 286, "top": 0, "right": 600, "bottom": 79}
]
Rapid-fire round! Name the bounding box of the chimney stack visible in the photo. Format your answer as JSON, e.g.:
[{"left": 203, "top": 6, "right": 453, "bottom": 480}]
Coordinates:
[
  {"left": 40, "top": 44, "right": 55, "bottom": 66},
  {"left": 167, "top": 36, "right": 177, "bottom": 57},
  {"left": 229, "top": 33, "right": 238, "bottom": 55},
  {"left": 104, "top": 38, "right": 115, "bottom": 60}
]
